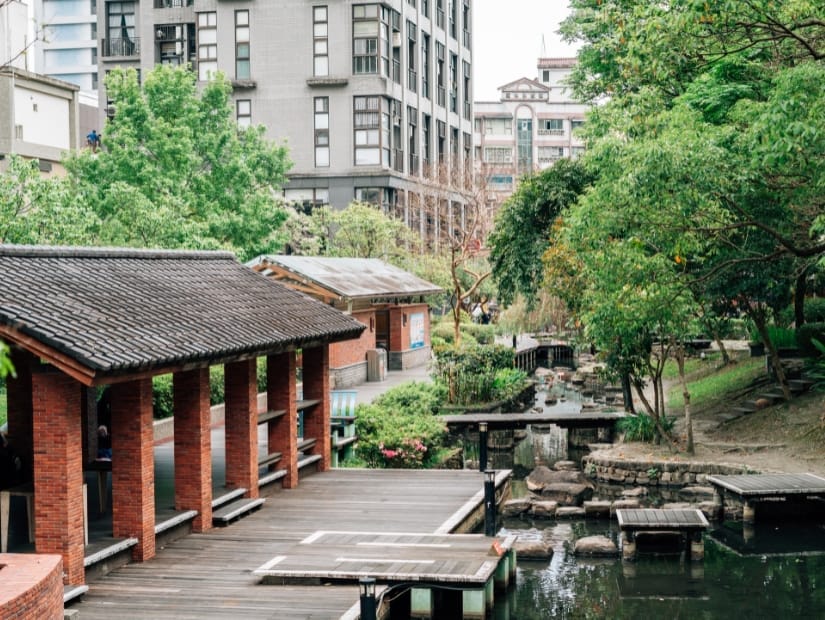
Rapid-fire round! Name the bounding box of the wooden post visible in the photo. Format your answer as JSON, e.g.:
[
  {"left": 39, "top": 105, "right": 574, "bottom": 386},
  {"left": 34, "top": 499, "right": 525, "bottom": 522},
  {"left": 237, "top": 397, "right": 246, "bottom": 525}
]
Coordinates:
[{"left": 621, "top": 531, "right": 636, "bottom": 561}]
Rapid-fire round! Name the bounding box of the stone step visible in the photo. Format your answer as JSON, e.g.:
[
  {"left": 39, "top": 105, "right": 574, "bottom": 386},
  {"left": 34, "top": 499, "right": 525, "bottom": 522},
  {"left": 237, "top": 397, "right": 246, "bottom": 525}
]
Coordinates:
[
  {"left": 212, "top": 497, "right": 265, "bottom": 525},
  {"left": 64, "top": 583, "right": 88, "bottom": 605},
  {"left": 211, "top": 486, "right": 247, "bottom": 509}
]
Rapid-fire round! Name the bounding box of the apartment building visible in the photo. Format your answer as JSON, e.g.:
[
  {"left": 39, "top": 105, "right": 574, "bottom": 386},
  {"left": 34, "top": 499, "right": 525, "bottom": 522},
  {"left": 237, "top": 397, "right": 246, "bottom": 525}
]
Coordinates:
[
  {"left": 474, "top": 57, "right": 588, "bottom": 210},
  {"left": 96, "top": 0, "right": 474, "bottom": 242}
]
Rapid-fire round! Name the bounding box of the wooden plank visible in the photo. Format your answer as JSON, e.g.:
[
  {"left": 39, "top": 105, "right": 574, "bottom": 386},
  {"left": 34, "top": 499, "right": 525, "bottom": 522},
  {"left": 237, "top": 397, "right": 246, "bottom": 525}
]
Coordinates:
[
  {"left": 257, "top": 409, "right": 286, "bottom": 424},
  {"left": 212, "top": 498, "right": 266, "bottom": 524},
  {"left": 297, "top": 399, "right": 321, "bottom": 411},
  {"left": 616, "top": 509, "right": 708, "bottom": 530},
  {"left": 706, "top": 473, "right": 825, "bottom": 497}
]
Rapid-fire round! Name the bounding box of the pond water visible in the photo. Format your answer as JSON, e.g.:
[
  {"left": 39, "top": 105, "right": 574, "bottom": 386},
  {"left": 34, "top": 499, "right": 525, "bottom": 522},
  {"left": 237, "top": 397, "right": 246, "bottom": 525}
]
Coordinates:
[{"left": 479, "top": 374, "right": 825, "bottom": 619}]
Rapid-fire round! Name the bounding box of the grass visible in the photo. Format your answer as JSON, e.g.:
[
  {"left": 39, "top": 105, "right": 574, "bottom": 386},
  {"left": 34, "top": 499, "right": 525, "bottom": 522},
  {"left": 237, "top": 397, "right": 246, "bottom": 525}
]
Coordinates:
[
  {"left": 667, "top": 357, "right": 764, "bottom": 410},
  {"left": 0, "top": 385, "right": 6, "bottom": 427},
  {"left": 662, "top": 352, "right": 722, "bottom": 380}
]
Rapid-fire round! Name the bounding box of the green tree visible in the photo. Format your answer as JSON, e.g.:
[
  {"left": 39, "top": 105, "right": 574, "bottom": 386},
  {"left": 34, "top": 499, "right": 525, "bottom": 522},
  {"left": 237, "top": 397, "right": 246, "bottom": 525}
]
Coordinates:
[
  {"left": 62, "top": 65, "right": 291, "bottom": 260},
  {"left": 488, "top": 158, "right": 594, "bottom": 308}
]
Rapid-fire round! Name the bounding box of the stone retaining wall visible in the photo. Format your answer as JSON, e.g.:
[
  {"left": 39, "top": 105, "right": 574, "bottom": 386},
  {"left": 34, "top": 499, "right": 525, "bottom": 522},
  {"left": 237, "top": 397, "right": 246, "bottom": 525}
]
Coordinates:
[
  {"left": 583, "top": 453, "right": 754, "bottom": 487},
  {"left": 331, "top": 361, "right": 367, "bottom": 389},
  {"left": 388, "top": 346, "right": 431, "bottom": 371}
]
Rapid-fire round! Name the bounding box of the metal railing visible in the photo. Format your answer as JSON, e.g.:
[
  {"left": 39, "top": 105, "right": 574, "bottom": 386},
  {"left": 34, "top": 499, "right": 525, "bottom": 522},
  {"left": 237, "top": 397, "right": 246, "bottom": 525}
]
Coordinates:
[
  {"left": 153, "top": 0, "right": 193, "bottom": 7},
  {"left": 103, "top": 37, "right": 141, "bottom": 57}
]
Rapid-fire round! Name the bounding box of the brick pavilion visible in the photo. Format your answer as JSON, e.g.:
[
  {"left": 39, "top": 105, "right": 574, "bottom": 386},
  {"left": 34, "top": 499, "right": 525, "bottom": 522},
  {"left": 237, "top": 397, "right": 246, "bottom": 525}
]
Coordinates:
[{"left": 0, "top": 245, "right": 364, "bottom": 588}]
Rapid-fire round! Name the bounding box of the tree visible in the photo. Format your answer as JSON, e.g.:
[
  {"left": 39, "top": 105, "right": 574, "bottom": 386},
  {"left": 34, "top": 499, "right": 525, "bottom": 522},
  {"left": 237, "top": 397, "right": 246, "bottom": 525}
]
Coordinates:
[
  {"left": 488, "top": 158, "right": 594, "bottom": 308},
  {"left": 62, "top": 65, "right": 291, "bottom": 261}
]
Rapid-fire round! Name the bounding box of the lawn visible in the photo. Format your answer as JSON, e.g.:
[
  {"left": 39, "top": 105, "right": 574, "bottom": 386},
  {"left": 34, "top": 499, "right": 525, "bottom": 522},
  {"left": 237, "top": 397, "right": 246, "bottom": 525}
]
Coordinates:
[{"left": 667, "top": 357, "right": 764, "bottom": 411}]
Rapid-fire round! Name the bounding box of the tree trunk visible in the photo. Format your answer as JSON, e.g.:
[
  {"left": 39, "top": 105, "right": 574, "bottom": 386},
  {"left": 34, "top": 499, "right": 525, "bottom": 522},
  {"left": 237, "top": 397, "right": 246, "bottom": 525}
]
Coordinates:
[
  {"left": 676, "top": 344, "right": 694, "bottom": 455},
  {"left": 794, "top": 268, "right": 808, "bottom": 328},
  {"left": 755, "top": 317, "right": 792, "bottom": 401}
]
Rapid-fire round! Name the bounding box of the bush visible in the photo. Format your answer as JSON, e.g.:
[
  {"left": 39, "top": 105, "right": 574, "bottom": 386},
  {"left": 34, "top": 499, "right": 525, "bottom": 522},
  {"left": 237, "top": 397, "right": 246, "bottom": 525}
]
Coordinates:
[
  {"left": 354, "top": 382, "right": 448, "bottom": 468},
  {"left": 766, "top": 325, "right": 797, "bottom": 349},
  {"left": 798, "top": 323, "right": 825, "bottom": 358},
  {"left": 618, "top": 413, "right": 675, "bottom": 443},
  {"left": 492, "top": 368, "right": 528, "bottom": 402},
  {"left": 781, "top": 298, "right": 825, "bottom": 325},
  {"left": 431, "top": 344, "right": 517, "bottom": 405}
]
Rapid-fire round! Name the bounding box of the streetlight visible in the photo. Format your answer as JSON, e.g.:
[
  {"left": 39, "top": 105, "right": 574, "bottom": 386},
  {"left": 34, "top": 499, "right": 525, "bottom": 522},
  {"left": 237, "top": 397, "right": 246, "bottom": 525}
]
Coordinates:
[
  {"left": 478, "top": 421, "right": 488, "bottom": 472},
  {"left": 484, "top": 469, "right": 496, "bottom": 537},
  {"left": 359, "top": 577, "right": 377, "bottom": 620}
]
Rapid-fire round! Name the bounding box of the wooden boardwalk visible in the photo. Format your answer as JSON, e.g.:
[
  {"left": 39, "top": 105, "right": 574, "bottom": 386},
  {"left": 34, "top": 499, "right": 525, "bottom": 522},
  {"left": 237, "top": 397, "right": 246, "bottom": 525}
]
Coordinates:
[
  {"left": 616, "top": 509, "right": 709, "bottom": 561},
  {"left": 706, "top": 473, "right": 825, "bottom": 522},
  {"left": 68, "top": 469, "right": 504, "bottom": 620},
  {"left": 440, "top": 410, "right": 625, "bottom": 430}
]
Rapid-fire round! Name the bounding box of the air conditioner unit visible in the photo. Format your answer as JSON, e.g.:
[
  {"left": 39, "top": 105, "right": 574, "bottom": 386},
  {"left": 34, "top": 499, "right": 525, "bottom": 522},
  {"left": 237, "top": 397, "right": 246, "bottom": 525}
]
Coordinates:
[
  {"left": 391, "top": 32, "right": 402, "bottom": 47},
  {"left": 393, "top": 113, "right": 401, "bottom": 126}
]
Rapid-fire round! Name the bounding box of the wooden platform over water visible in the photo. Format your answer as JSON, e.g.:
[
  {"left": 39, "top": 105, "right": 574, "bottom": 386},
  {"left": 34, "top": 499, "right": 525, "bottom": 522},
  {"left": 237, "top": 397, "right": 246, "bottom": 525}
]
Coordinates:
[
  {"left": 255, "top": 531, "right": 514, "bottom": 586},
  {"left": 68, "top": 469, "right": 508, "bottom": 620},
  {"left": 706, "top": 473, "right": 825, "bottom": 499},
  {"left": 440, "top": 410, "right": 625, "bottom": 430}
]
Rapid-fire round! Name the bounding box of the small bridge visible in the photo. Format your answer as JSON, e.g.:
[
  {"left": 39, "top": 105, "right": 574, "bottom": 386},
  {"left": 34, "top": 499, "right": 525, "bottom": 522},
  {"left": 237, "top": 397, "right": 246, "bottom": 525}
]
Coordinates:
[{"left": 440, "top": 411, "right": 625, "bottom": 431}]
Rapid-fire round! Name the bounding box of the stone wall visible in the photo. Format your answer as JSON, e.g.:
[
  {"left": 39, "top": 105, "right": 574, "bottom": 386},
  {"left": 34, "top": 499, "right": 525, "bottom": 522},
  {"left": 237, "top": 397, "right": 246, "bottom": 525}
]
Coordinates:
[
  {"left": 583, "top": 452, "right": 753, "bottom": 487},
  {"left": 331, "top": 361, "right": 368, "bottom": 389},
  {"left": 388, "top": 345, "right": 431, "bottom": 371}
]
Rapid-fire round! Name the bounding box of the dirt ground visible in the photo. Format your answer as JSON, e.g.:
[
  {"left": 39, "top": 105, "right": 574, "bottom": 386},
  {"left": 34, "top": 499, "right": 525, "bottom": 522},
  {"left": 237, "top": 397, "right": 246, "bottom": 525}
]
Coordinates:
[{"left": 591, "top": 355, "right": 825, "bottom": 477}]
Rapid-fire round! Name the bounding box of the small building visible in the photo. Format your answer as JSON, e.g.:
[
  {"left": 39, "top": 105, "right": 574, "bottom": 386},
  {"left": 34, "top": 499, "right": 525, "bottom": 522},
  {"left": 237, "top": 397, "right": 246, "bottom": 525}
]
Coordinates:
[
  {"left": 248, "top": 256, "right": 442, "bottom": 387},
  {"left": 0, "top": 245, "right": 364, "bottom": 587}
]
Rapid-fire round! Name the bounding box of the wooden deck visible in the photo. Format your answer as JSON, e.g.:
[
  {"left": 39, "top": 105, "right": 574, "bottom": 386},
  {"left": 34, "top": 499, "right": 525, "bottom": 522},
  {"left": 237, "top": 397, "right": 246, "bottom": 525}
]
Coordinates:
[
  {"left": 706, "top": 473, "right": 825, "bottom": 498},
  {"left": 255, "top": 531, "right": 514, "bottom": 586},
  {"left": 68, "top": 469, "right": 507, "bottom": 619},
  {"left": 440, "top": 410, "right": 625, "bottom": 430},
  {"left": 616, "top": 508, "right": 709, "bottom": 531}
]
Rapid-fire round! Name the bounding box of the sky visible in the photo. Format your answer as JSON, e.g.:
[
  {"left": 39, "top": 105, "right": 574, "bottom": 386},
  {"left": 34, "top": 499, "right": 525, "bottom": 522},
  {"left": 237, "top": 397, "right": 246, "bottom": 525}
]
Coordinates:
[{"left": 473, "top": 2, "right": 578, "bottom": 101}]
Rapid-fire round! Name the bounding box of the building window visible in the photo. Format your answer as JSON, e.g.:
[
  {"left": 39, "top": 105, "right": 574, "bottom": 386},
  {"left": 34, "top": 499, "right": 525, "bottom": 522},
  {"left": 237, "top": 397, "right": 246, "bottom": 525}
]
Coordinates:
[
  {"left": 436, "top": 0, "right": 444, "bottom": 30},
  {"left": 437, "top": 120, "right": 446, "bottom": 163},
  {"left": 407, "top": 0, "right": 416, "bottom": 7},
  {"left": 435, "top": 41, "right": 445, "bottom": 107},
  {"left": 571, "top": 119, "right": 585, "bottom": 132},
  {"left": 235, "top": 10, "right": 250, "bottom": 79},
  {"left": 313, "top": 6, "right": 329, "bottom": 76},
  {"left": 462, "top": 0, "right": 470, "bottom": 48},
  {"left": 284, "top": 188, "right": 329, "bottom": 214},
  {"left": 156, "top": 24, "right": 193, "bottom": 66},
  {"left": 421, "top": 32, "right": 430, "bottom": 99},
  {"left": 353, "top": 4, "right": 388, "bottom": 76},
  {"left": 236, "top": 99, "right": 251, "bottom": 127},
  {"left": 354, "top": 95, "right": 381, "bottom": 166},
  {"left": 106, "top": 1, "right": 136, "bottom": 56},
  {"left": 539, "top": 118, "right": 564, "bottom": 136},
  {"left": 484, "top": 117, "right": 512, "bottom": 135},
  {"left": 517, "top": 118, "right": 533, "bottom": 170},
  {"left": 422, "top": 113, "right": 431, "bottom": 170},
  {"left": 462, "top": 60, "right": 470, "bottom": 119},
  {"left": 538, "top": 146, "right": 565, "bottom": 163},
  {"left": 542, "top": 69, "right": 550, "bottom": 82},
  {"left": 484, "top": 146, "right": 513, "bottom": 163},
  {"left": 488, "top": 174, "right": 513, "bottom": 187},
  {"left": 449, "top": 52, "right": 458, "bottom": 113},
  {"left": 473, "top": 118, "right": 481, "bottom": 133},
  {"left": 315, "top": 97, "right": 330, "bottom": 167},
  {"left": 449, "top": 0, "right": 457, "bottom": 38},
  {"left": 407, "top": 21, "right": 417, "bottom": 92},
  {"left": 422, "top": 0, "right": 429, "bottom": 18},
  {"left": 197, "top": 11, "right": 217, "bottom": 81},
  {"left": 408, "top": 105, "right": 418, "bottom": 175}
]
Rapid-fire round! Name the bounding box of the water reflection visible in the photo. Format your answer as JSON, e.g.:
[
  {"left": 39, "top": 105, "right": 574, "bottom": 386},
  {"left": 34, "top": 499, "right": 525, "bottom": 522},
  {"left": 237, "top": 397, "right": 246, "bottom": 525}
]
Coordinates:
[{"left": 496, "top": 517, "right": 825, "bottom": 618}]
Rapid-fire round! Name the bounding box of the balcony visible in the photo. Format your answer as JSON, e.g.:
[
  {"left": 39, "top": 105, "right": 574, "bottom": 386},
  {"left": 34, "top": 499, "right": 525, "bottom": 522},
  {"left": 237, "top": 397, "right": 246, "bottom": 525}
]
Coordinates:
[
  {"left": 103, "top": 37, "right": 140, "bottom": 58},
  {"left": 538, "top": 129, "right": 565, "bottom": 136}
]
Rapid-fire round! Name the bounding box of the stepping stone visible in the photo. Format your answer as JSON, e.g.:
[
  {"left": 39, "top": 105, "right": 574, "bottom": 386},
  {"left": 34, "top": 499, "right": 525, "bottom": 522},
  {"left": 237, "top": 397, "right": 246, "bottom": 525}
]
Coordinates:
[
  {"left": 531, "top": 500, "right": 558, "bottom": 519},
  {"left": 574, "top": 535, "right": 618, "bottom": 557}
]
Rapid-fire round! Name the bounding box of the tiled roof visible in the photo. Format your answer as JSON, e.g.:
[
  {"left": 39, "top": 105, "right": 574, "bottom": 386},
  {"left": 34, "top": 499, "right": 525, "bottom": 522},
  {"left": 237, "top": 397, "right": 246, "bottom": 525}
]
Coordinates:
[
  {"left": 0, "top": 245, "right": 365, "bottom": 378},
  {"left": 248, "top": 256, "right": 443, "bottom": 300}
]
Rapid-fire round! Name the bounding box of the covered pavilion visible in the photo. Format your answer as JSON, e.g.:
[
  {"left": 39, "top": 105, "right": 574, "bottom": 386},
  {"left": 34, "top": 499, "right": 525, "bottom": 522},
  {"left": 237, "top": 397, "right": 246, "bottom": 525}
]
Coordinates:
[{"left": 0, "top": 245, "right": 364, "bottom": 588}]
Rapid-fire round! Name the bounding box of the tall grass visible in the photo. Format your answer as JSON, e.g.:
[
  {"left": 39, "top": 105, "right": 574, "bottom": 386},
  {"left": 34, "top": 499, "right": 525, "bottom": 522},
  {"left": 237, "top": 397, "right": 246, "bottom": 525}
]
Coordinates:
[{"left": 667, "top": 357, "right": 764, "bottom": 410}]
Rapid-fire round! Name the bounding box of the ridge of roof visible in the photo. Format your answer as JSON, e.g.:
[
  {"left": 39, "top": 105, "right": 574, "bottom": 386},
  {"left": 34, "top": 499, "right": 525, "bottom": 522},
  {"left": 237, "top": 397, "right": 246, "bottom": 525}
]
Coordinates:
[{"left": 0, "top": 244, "right": 236, "bottom": 260}]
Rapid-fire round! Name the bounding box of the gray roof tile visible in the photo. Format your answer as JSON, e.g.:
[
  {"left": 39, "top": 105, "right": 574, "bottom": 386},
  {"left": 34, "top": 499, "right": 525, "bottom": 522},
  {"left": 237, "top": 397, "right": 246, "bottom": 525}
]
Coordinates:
[{"left": 0, "top": 245, "right": 364, "bottom": 376}]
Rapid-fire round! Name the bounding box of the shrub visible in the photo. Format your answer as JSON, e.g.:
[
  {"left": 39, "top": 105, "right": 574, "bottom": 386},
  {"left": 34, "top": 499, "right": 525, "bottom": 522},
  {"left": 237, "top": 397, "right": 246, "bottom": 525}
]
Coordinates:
[
  {"left": 354, "top": 382, "right": 448, "bottom": 468},
  {"left": 618, "top": 413, "right": 675, "bottom": 443},
  {"left": 766, "top": 325, "right": 797, "bottom": 349},
  {"left": 492, "top": 368, "right": 528, "bottom": 402},
  {"left": 806, "top": 339, "right": 825, "bottom": 391},
  {"left": 797, "top": 323, "right": 825, "bottom": 358},
  {"left": 780, "top": 298, "right": 825, "bottom": 325},
  {"left": 431, "top": 344, "right": 517, "bottom": 405}
]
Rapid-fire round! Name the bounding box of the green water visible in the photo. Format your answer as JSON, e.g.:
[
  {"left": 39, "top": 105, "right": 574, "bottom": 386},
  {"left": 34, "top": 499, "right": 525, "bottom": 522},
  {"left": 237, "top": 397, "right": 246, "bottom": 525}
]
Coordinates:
[{"left": 495, "top": 518, "right": 825, "bottom": 619}]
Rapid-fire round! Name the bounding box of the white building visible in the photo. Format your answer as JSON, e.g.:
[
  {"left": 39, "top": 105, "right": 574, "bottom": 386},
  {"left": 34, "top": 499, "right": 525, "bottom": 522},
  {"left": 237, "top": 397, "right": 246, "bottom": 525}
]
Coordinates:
[{"left": 474, "top": 57, "right": 589, "bottom": 210}]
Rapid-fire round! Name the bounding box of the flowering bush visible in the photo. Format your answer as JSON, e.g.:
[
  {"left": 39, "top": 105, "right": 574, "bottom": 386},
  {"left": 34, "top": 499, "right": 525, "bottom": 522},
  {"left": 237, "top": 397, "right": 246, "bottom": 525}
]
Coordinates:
[{"left": 379, "top": 438, "right": 429, "bottom": 468}]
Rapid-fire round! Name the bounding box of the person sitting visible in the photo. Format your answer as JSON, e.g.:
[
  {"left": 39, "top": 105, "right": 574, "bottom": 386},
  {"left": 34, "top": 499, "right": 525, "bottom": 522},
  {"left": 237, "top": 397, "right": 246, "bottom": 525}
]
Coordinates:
[{"left": 96, "top": 424, "right": 112, "bottom": 460}]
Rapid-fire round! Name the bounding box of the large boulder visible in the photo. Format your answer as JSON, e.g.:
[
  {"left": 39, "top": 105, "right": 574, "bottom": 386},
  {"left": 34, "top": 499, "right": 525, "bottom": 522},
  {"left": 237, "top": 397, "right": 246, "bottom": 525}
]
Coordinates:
[
  {"left": 525, "top": 465, "right": 593, "bottom": 493},
  {"left": 531, "top": 500, "right": 558, "bottom": 519},
  {"left": 514, "top": 538, "right": 554, "bottom": 560},
  {"left": 540, "top": 482, "right": 593, "bottom": 506},
  {"left": 501, "top": 498, "right": 532, "bottom": 517},
  {"left": 573, "top": 535, "right": 619, "bottom": 557}
]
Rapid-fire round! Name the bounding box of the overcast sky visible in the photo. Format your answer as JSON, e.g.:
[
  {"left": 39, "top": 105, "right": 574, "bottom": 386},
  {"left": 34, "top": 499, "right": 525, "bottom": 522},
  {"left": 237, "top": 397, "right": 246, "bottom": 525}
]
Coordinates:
[{"left": 473, "top": 2, "right": 578, "bottom": 101}]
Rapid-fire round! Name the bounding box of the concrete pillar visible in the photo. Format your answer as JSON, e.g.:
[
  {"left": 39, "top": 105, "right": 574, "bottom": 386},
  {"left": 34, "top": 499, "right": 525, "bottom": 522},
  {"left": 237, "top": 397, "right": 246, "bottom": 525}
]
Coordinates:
[
  {"left": 743, "top": 501, "right": 756, "bottom": 524},
  {"left": 267, "top": 351, "right": 298, "bottom": 488},
  {"left": 173, "top": 367, "right": 212, "bottom": 531},
  {"left": 689, "top": 532, "right": 705, "bottom": 561},
  {"left": 494, "top": 553, "right": 510, "bottom": 590},
  {"left": 302, "top": 345, "right": 331, "bottom": 471},
  {"left": 410, "top": 587, "right": 433, "bottom": 619},
  {"left": 621, "top": 532, "right": 636, "bottom": 561},
  {"left": 508, "top": 548, "right": 517, "bottom": 582},
  {"left": 111, "top": 378, "right": 156, "bottom": 562},
  {"left": 31, "top": 369, "right": 85, "bottom": 585},
  {"left": 225, "top": 359, "right": 259, "bottom": 498},
  {"left": 462, "top": 586, "right": 487, "bottom": 620}
]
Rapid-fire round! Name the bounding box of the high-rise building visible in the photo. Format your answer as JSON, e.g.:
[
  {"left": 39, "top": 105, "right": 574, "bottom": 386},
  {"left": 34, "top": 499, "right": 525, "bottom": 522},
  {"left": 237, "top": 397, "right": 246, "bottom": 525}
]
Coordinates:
[
  {"left": 31, "top": 0, "right": 99, "bottom": 95},
  {"left": 96, "top": 0, "right": 474, "bottom": 241},
  {"left": 474, "top": 57, "right": 589, "bottom": 211}
]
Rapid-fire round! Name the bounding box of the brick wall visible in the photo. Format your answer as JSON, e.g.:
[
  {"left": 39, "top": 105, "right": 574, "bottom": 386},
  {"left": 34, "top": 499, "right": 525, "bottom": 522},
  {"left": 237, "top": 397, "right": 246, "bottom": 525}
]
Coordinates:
[
  {"left": 387, "top": 304, "right": 431, "bottom": 353},
  {"left": 330, "top": 309, "right": 375, "bottom": 369},
  {"left": 301, "top": 346, "right": 331, "bottom": 472},
  {"left": 267, "top": 351, "right": 298, "bottom": 488},
  {"left": 31, "top": 369, "right": 85, "bottom": 585},
  {"left": 173, "top": 368, "right": 212, "bottom": 531},
  {"left": 111, "top": 378, "right": 156, "bottom": 562},
  {"left": 0, "top": 553, "right": 63, "bottom": 619},
  {"left": 225, "top": 359, "right": 259, "bottom": 498}
]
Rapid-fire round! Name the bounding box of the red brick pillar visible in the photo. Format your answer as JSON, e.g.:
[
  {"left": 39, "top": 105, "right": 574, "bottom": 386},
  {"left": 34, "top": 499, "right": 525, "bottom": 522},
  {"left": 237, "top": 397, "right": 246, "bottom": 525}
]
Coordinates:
[
  {"left": 224, "top": 359, "right": 258, "bottom": 498},
  {"left": 267, "top": 351, "right": 298, "bottom": 488},
  {"left": 110, "top": 378, "right": 156, "bottom": 562},
  {"left": 301, "top": 345, "right": 331, "bottom": 471},
  {"left": 173, "top": 368, "right": 212, "bottom": 531},
  {"left": 6, "top": 349, "right": 35, "bottom": 472},
  {"left": 31, "top": 369, "right": 85, "bottom": 585}
]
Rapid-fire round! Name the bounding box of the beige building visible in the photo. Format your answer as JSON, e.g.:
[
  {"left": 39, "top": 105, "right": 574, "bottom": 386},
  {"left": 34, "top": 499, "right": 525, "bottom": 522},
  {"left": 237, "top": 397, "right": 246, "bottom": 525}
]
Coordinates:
[
  {"left": 96, "top": 0, "right": 475, "bottom": 244},
  {"left": 473, "top": 57, "right": 589, "bottom": 210}
]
